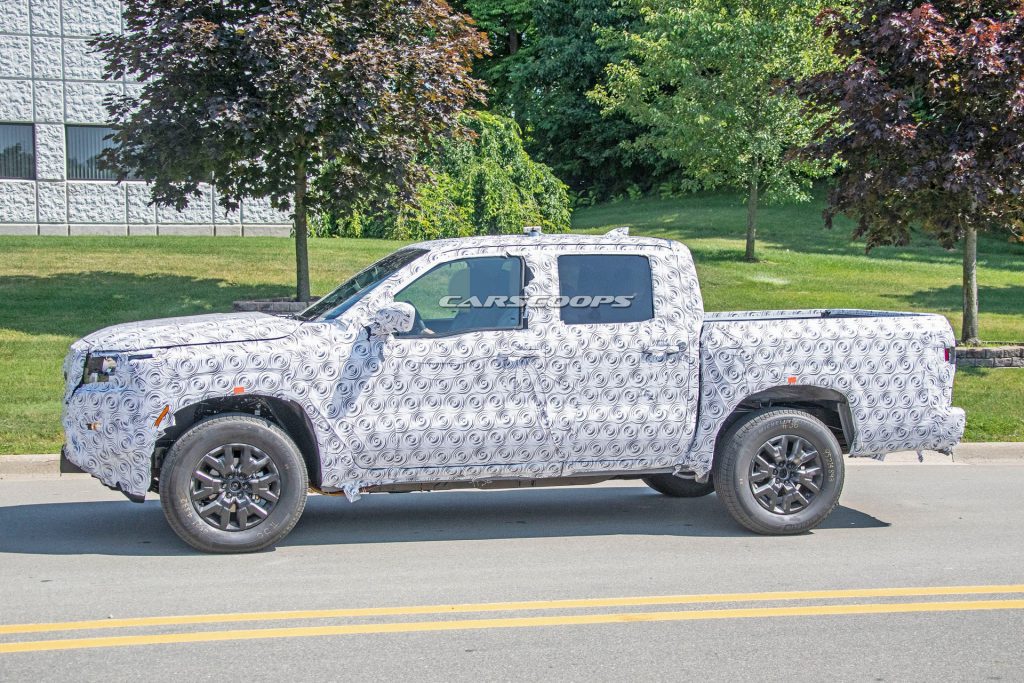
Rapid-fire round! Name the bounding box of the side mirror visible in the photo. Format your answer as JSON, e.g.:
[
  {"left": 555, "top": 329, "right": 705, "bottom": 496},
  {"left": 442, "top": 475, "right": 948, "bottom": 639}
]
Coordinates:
[{"left": 369, "top": 302, "right": 416, "bottom": 336}]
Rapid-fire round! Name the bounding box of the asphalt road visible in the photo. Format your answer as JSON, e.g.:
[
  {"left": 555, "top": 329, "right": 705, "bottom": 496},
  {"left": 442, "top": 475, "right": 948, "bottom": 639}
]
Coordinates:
[{"left": 1, "top": 461, "right": 1023, "bottom": 681}]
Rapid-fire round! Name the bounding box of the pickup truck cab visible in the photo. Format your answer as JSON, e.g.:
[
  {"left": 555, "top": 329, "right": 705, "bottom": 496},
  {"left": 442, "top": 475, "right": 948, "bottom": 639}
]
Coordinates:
[{"left": 62, "top": 229, "right": 965, "bottom": 552}]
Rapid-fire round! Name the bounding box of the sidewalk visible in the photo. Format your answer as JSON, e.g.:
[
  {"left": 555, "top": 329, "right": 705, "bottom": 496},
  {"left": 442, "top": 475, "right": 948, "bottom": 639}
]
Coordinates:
[{"left": 2, "top": 443, "right": 1021, "bottom": 480}]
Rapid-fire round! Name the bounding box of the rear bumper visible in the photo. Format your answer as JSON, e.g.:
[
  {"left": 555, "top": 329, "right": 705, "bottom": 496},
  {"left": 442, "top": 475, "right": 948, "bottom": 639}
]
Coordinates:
[{"left": 942, "top": 407, "right": 967, "bottom": 454}]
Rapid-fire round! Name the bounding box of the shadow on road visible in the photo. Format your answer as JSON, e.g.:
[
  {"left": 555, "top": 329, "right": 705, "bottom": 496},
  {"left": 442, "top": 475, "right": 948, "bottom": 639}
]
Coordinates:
[{"left": 0, "top": 486, "right": 889, "bottom": 557}]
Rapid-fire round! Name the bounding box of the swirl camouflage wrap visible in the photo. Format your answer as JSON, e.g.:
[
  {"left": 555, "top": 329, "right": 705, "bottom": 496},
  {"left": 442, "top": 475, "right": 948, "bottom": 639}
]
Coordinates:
[{"left": 61, "top": 231, "right": 965, "bottom": 501}]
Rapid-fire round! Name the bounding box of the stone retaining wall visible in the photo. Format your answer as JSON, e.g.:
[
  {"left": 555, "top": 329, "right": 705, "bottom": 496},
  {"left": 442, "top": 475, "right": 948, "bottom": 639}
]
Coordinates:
[{"left": 956, "top": 346, "right": 1024, "bottom": 368}]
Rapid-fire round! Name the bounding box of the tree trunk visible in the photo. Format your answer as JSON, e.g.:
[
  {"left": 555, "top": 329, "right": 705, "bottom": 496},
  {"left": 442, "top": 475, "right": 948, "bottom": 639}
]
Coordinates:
[
  {"left": 507, "top": 22, "right": 519, "bottom": 55},
  {"left": 293, "top": 153, "right": 311, "bottom": 302},
  {"left": 961, "top": 224, "right": 979, "bottom": 345},
  {"left": 745, "top": 173, "right": 759, "bottom": 262}
]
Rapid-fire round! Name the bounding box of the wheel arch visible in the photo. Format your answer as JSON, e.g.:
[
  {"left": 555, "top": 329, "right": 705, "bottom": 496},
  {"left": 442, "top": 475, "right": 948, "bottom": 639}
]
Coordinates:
[
  {"left": 153, "top": 395, "right": 322, "bottom": 491},
  {"left": 712, "top": 385, "right": 854, "bottom": 459}
]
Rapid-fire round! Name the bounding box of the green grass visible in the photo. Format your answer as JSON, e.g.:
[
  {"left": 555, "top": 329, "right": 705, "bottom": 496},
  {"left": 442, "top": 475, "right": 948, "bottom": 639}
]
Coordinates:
[{"left": 1, "top": 190, "right": 1021, "bottom": 452}]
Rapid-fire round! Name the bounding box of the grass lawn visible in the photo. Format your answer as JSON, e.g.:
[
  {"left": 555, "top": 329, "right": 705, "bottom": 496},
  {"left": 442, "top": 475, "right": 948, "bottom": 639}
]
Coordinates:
[{"left": 1, "top": 190, "right": 1021, "bottom": 453}]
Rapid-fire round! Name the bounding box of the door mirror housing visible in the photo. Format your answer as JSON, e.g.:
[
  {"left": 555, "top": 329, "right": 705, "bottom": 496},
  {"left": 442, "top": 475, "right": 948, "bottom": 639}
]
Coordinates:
[{"left": 369, "top": 302, "right": 416, "bottom": 336}]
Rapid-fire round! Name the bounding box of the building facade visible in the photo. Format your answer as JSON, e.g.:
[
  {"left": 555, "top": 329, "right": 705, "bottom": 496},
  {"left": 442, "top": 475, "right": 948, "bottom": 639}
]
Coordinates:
[{"left": 0, "top": 0, "right": 290, "bottom": 236}]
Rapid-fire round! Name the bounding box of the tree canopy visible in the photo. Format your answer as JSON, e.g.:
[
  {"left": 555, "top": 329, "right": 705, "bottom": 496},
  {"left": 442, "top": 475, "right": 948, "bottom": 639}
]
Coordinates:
[
  {"left": 592, "top": 0, "right": 842, "bottom": 260},
  {"left": 800, "top": 0, "right": 1024, "bottom": 342},
  {"left": 311, "top": 111, "right": 570, "bottom": 240},
  {"left": 94, "top": 0, "right": 487, "bottom": 300}
]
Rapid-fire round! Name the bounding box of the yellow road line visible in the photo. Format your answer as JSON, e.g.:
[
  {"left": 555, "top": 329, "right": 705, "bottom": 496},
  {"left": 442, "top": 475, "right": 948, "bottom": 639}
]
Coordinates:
[
  {"left": 3, "top": 599, "right": 1023, "bottom": 655},
  {"left": 2, "top": 584, "right": 1023, "bottom": 636}
]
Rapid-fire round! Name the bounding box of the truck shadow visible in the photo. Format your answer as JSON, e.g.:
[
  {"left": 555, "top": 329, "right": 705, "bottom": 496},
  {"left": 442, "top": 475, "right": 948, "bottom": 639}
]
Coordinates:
[{"left": 0, "top": 487, "right": 888, "bottom": 557}]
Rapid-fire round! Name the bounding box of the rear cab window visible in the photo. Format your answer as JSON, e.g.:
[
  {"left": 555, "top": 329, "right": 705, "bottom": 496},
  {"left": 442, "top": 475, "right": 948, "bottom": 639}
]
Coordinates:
[{"left": 557, "top": 254, "right": 654, "bottom": 325}]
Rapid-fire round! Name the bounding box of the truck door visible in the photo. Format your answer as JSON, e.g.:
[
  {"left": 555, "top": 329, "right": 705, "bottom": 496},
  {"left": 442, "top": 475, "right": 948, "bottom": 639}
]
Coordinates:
[
  {"left": 346, "top": 251, "right": 558, "bottom": 479},
  {"left": 545, "top": 247, "right": 695, "bottom": 474}
]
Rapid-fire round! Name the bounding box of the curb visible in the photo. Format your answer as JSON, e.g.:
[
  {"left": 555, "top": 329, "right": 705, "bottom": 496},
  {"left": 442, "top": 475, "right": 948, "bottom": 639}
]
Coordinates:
[{"left": 2, "top": 443, "right": 1023, "bottom": 479}]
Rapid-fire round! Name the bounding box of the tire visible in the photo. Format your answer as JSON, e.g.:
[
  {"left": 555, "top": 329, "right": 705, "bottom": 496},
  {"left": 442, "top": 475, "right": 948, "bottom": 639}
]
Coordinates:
[
  {"left": 713, "top": 408, "right": 844, "bottom": 535},
  {"left": 159, "top": 414, "right": 308, "bottom": 553},
  {"left": 642, "top": 473, "right": 715, "bottom": 498}
]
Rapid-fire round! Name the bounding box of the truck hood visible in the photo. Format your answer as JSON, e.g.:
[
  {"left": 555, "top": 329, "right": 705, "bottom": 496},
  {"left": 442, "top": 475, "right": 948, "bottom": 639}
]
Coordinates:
[{"left": 75, "top": 312, "right": 303, "bottom": 352}]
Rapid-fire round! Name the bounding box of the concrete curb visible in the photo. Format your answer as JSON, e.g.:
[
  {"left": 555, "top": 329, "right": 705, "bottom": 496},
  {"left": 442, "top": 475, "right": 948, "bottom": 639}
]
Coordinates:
[{"left": 2, "top": 443, "right": 1022, "bottom": 479}]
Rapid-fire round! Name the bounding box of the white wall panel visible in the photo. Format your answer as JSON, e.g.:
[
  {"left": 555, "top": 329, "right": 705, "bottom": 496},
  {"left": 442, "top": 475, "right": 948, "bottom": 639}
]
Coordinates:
[
  {"left": 36, "top": 180, "right": 66, "bottom": 222},
  {"left": 0, "top": 78, "right": 33, "bottom": 120},
  {"left": 67, "top": 181, "right": 125, "bottom": 223},
  {"left": 34, "top": 122, "right": 64, "bottom": 179},
  {"left": 0, "top": 0, "right": 30, "bottom": 34},
  {"left": 126, "top": 182, "right": 156, "bottom": 224},
  {"left": 156, "top": 185, "right": 213, "bottom": 224},
  {"left": 0, "top": 180, "right": 37, "bottom": 223},
  {"left": 0, "top": 34, "right": 32, "bottom": 78},
  {"left": 63, "top": 38, "right": 107, "bottom": 80},
  {"left": 64, "top": 80, "right": 119, "bottom": 123},
  {"left": 31, "top": 36, "right": 62, "bottom": 79},
  {"left": 29, "top": 0, "right": 61, "bottom": 36},
  {"left": 32, "top": 78, "right": 62, "bottom": 122},
  {"left": 62, "top": 0, "right": 121, "bottom": 37}
]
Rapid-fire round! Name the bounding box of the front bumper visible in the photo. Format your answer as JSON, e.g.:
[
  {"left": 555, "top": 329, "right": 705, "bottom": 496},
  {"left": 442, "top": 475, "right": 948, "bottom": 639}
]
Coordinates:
[
  {"left": 59, "top": 446, "right": 85, "bottom": 474},
  {"left": 62, "top": 382, "right": 160, "bottom": 502}
]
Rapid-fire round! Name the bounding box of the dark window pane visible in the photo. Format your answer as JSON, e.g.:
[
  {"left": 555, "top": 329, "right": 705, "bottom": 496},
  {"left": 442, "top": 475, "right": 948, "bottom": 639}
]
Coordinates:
[
  {"left": 299, "top": 248, "right": 428, "bottom": 321},
  {"left": 0, "top": 124, "right": 35, "bottom": 180},
  {"left": 396, "top": 256, "right": 524, "bottom": 337},
  {"left": 557, "top": 254, "right": 654, "bottom": 325},
  {"left": 66, "top": 126, "right": 139, "bottom": 180}
]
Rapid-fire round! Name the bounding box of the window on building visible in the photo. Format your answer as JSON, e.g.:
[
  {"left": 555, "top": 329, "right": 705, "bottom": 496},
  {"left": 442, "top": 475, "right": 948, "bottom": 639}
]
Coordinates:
[
  {"left": 66, "top": 125, "right": 139, "bottom": 181},
  {"left": 0, "top": 124, "right": 35, "bottom": 180},
  {"left": 395, "top": 256, "right": 525, "bottom": 337},
  {"left": 557, "top": 254, "right": 655, "bottom": 325}
]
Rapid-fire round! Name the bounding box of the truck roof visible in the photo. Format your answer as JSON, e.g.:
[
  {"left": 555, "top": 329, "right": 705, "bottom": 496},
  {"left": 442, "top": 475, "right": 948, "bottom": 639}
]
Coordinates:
[{"left": 406, "top": 229, "right": 677, "bottom": 254}]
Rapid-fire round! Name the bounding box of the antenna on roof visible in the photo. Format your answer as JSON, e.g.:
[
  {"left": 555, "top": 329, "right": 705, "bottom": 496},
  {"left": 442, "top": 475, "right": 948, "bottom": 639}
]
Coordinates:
[
  {"left": 522, "top": 225, "right": 542, "bottom": 237},
  {"left": 606, "top": 226, "right": 630, "bottom": 236}
]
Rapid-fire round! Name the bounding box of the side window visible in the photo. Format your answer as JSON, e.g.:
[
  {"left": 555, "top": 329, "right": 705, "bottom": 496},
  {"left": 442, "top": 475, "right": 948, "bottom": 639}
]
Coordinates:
[
  {"left": 557, "top": 254, "right": 654, "bottom": 325},
  {"left": 66, "top": 126, "right": 142, "bottom": 181},
  {"left": 0, "top": 124, "right": 35, "bottom": 180},
  {"left": 395, "top": 256, "right": 524, "bottom": 337}
]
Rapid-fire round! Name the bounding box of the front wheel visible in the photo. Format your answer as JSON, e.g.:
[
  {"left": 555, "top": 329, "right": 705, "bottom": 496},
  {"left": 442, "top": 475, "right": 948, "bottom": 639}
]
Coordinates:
[
  {"left": 160, "top": 414, "right": 308, "bottom": 553},
  {"left": 713, "top": 408, "right": 844, "bottom": 535}
]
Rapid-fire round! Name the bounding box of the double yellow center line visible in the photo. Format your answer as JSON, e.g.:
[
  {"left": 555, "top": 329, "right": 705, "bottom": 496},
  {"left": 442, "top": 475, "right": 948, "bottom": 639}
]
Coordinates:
[{"left": 3, "top": 584, "right": 1024, "bottom": 654}]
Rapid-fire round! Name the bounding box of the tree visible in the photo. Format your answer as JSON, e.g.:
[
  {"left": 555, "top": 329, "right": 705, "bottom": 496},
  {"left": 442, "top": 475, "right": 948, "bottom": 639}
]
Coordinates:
[
  {"left": 451, "top": 0, "right": 533, "bottom": 113},
  {"left": 93, "top": 0, "right": 487, "bottom": 301},
  {"left": 311, "top": 111, "right": 570, "bottom": 239},
  {"left": 799, "top": 1, "right": 1024, "bottom": 344},
  {"left": 591, "top": 0, "right": 841, "bottom": 261},
  {"left": 506, "top": 0, "right": 675, "bottom": 197}
]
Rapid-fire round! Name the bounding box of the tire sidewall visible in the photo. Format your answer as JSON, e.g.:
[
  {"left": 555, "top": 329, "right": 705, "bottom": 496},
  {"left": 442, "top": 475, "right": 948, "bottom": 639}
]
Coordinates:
[
  {"left": 162, "top": 416, "right": 307, "bottom": 552},
  {"left": 719, "top": 412, "right": 844, "bottom": 533}
]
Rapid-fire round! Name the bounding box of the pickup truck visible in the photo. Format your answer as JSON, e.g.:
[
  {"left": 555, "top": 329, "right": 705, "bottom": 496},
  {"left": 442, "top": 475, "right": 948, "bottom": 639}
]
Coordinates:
[{"left": 62, "top": 229, "right": 965, "bottom": 552}]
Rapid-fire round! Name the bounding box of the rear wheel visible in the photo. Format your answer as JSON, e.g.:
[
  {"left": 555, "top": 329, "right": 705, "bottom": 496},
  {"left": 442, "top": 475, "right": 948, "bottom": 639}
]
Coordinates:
[
  {"left": 713, "top": 408, "right": 844, "bottom": 535},
  {"left": 160, "top": 414, "right": 308, "bottom": 553},
  {"left": 642, "top": 473, "right": 715, "bottom": 498}
]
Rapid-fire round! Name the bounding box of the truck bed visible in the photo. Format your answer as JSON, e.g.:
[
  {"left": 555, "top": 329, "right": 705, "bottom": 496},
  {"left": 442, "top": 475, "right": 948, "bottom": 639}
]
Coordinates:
[{"left": 684, "top": 307, "right": 965, "bottom": 477}]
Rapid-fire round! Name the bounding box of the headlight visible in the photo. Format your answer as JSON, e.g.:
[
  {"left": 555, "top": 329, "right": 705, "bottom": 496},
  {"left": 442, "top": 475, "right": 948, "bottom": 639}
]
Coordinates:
[{"left": 82, "top": 354, "right": 117, "bottom": 384}]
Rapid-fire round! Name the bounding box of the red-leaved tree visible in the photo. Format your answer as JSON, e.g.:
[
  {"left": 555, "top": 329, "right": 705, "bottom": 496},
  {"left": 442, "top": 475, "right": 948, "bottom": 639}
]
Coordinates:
[
  {"left": 95, "top": 0, "right": 488, "bottom": 302},
  {"left": 800, "top": 1, "right": 1024, "bottom": 343}
]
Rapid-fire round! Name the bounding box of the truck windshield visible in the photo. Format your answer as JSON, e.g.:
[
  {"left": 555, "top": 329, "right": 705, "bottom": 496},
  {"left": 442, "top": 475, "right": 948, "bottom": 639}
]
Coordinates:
[{"left": 297, "top": 248, "right": 428, "bottom": 322}]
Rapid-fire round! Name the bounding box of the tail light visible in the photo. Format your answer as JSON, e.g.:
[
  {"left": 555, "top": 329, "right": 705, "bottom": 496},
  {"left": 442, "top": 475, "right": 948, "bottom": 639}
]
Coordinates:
[{"left": 945, "top": 347, "right": 956, "bottom": 364}]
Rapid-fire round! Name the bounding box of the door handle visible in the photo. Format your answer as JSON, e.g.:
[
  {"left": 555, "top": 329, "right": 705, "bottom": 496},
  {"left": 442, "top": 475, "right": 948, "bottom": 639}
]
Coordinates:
[
  {"left": 499, "top": 344, "right": 540, "bottom": 360},
  {"left": 643, "top": 342, "right": 686, "bottom": 355}
]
